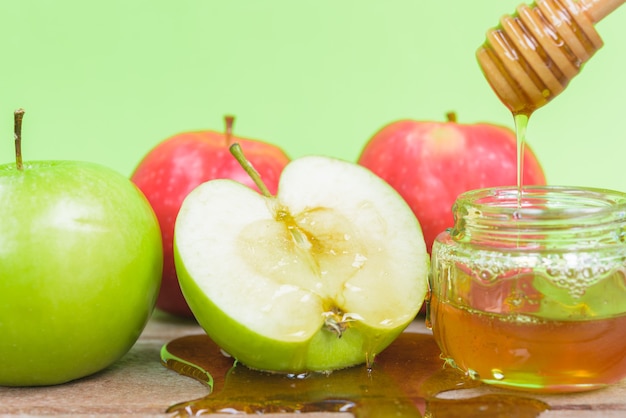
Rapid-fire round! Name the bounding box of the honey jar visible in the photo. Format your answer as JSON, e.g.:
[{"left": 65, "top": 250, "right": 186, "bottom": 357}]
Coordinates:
[{"left": 429, "top": 185, "right": 626, "bottom": 392}]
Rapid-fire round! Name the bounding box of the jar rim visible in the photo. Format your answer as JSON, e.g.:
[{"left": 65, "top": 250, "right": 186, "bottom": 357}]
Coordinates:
[
  {"left": 456, "top": 185, "right": 626, "bottom": 219},
  {"left": 450, "top": 186, "right": 626, "bottom": 248}
]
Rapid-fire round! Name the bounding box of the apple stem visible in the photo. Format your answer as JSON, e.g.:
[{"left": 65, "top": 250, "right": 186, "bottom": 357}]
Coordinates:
[
  {"left": 14, "top": 108, "right": 25, "bottom": 171},
  {"left": 229, "top": 143, "right": 273, "bottom": 198},
  {"left": 224, "top": 115, "right": 235, "bottom": 146},
  {"left": 445, "top": 111, "right": 457, "bottom": 123}
]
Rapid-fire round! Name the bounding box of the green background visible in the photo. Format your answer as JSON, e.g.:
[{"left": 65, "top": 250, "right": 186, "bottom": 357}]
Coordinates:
[{"left": 2, "top": 1, "right": 625, "bottom": 191}]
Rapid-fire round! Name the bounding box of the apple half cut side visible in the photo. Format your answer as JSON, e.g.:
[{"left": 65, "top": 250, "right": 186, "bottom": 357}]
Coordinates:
[{"left": 174, "top": 155, "right": 429, "bottom": 373}]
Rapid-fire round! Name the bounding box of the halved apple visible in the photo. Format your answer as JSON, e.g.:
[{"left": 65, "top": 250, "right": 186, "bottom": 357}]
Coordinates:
[{"left": 174, "top": 151, "right": 429, "bottom": 373}]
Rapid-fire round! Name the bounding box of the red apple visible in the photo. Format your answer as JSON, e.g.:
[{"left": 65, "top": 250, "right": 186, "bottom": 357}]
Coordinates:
[
  {"left": 357, "top": 112, "right": 546, "bottom": 253},
  {"left": 131, "top": 116, "right": 290, "bottom": 317}
]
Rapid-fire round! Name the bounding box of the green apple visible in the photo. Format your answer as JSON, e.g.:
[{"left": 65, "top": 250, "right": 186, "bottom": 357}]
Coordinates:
[
  {"left": 0, "top": 109, "right": 163, "bottom": 386},
  {"left": 174, "top": 144, "right": 429, "bottom": 373}
]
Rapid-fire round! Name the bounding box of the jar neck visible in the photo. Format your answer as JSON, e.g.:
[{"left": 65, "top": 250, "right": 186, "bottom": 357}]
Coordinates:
[{"left": 450, "top": 186, "right": 626, "bottom": 249}]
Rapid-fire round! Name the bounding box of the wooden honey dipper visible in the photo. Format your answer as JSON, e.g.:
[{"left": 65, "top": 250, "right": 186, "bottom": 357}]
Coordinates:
[{"left": 477, "top": 0, "right": 625, "bottom": 115}]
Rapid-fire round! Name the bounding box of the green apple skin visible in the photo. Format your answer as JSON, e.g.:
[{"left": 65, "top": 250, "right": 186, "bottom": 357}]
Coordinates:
[{"left": 0, "top": 161, "right": 163, "bottom": 386}]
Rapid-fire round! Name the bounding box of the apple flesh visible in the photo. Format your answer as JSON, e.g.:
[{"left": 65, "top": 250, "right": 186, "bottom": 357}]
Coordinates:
[
  {"left": 132, "top": 117, "right": 289, "bottom": 317},
  {"left": 0, "top": 160, "right": 162, "bottom": 386},
  {"left": 358, "top": 115, "right": 546, "bottom": 253},
  {"left": 174, "top": 153, "right": 429, "bottom": 373}
]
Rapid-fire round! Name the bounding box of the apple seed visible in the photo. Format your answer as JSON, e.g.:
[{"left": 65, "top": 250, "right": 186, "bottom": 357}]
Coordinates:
[{"left": 322, "top": 309, "right": 363, "bottom": 338}]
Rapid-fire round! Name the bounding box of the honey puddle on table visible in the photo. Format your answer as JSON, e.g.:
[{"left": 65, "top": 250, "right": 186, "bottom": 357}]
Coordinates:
[
  {"left": 160, "top": 18, "right": 565, "bottom": 418},
  {"left": 161, "top": 332, "right": 549, "bottom": 417}
]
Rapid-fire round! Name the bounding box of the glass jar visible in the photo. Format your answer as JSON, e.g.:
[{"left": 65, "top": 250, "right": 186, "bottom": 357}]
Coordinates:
[{"left": 428, "top": 186, "right": 626, "bottom": 393}]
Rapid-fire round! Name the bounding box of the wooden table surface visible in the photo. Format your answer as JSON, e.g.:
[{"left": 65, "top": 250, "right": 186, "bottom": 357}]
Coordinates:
[{"left": 1, "top": 310, "right": 626, "bottom": 417}]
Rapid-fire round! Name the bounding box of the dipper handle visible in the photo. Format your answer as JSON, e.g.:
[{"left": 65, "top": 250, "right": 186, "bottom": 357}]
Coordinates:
[
  {"left": 581, "top": 0, "right": 625, "bottom": 22},
  {"left": 477, "top": 0, "right": 625, "bottom": 115}
]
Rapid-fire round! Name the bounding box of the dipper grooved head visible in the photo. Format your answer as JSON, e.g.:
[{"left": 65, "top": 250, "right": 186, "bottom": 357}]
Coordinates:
[{"left": 477, "top": 0, "right": 624, "bottom": 115}]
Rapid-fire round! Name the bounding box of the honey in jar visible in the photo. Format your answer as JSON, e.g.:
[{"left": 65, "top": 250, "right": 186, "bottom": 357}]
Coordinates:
[{"left": 429, "top": 185, "right": 626, "bottom": 392}]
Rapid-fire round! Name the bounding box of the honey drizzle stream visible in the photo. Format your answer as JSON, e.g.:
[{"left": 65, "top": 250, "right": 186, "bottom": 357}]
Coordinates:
[
  {"left": 514, "top": 112, "right": 532, "bottom": 213},
  {"left": 160, "top": 331, "right": 549, "bottom": 417},
  {"left": 515, "top": 114, "right": 530, "bottom": 196}
]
